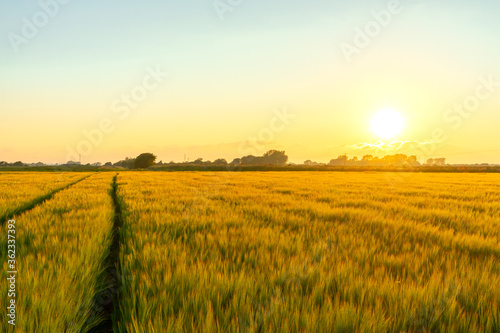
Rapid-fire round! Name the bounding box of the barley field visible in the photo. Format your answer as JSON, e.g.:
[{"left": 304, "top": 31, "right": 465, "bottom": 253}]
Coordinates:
[
  {"left": 1, "top": 171, "right": 499, "bottom": 332},
  {"left": 0, "top": 172, "right": 91, "bottom": 223},
  {"left": 1, "top": 172, "right": 115, "bottom": 332}
]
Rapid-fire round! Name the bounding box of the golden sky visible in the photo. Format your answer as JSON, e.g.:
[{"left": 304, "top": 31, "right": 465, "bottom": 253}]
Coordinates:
[{"left": 1, "top": 1, "right": 500, "bottom": 164}]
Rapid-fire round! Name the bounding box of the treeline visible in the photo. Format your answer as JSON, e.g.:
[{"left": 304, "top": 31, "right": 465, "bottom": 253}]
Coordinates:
[
  {"left": 151, "top": 165, "right": 500, "bottom": 173},
  {"left": 2, "top": 150, "right": 499, "bottom": 171},
  {"left": 0, "top": 161, "right": 26, "bottom": 167},
  {"left": 304, "top": 154, "right": 447, "bottom": 167},
  {"left": 111, "top": 150, "right": 288, "bottom": 169},
  {"left": 154, "top": 150, "right": 289, "bottom": 168}
]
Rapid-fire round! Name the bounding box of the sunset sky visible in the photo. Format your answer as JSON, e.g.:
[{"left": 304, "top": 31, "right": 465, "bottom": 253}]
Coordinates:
[{"left": 1, "top": 0, "right": 500, "bottom": 164}]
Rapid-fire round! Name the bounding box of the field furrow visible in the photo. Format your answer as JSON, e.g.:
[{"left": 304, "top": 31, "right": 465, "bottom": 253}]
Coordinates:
[
  {"left": 0, "top": 173, "right": 116, "bottom": 332},
  {"left": 0, "top": 172, "right": 92, "bottom": 224}
]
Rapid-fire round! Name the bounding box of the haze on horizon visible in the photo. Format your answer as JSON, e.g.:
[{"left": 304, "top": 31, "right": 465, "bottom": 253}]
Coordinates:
[{"left": 1, "top": 0, "right": 500, "bottom": 165}]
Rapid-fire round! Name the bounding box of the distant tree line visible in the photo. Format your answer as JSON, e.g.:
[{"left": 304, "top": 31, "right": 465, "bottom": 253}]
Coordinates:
[
  {"left": 60, "top": 150, "right": 289, "bottom": 170},
  {"left": 0, "top": 161, "right": 25, "bottom": 167},
  {"left": 305, "top": 154, "right": 446, "bottom": 167},
  {"left": 153, "top": 150, "right": 289, "bottom": 168},
  {"left": 0, "top": 151, "right": 478, "bottom": 170},
  {"left": 425, "top": 158, "right": 447, "bottom": 166},
  {"left": 107, "top": 152, "right": 445, "bottom": 169},
  {"left": 230, "top": 150, "right": 288, "bottom": 166}
]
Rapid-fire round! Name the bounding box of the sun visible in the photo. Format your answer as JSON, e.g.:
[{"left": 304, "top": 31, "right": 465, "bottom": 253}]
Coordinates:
[{"left": 370, "top": 109, "right": 405, "bottom": 139}]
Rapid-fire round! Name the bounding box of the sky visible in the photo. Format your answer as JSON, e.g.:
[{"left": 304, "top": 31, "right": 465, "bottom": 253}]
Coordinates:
[{"left": 1, "top": 0, "right": 500, "bottom": 164}]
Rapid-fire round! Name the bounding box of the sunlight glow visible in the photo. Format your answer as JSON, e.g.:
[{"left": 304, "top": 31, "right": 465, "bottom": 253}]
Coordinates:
[{"left": 370, "top": 109, "right": 405, "bottom": 139}]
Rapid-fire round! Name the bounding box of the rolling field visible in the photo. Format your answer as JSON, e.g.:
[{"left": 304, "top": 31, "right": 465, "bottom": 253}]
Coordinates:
[{"left": 1, "top": 171, "right": 500, "bottom": 332}]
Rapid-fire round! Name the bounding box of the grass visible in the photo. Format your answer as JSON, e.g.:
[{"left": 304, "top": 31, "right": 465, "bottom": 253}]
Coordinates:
[
  {"left": 0, "top": 173, "right": 115, "bottom": 332},
  {"left": 114, "top": 172, "right": 500, "bottom": 332}
]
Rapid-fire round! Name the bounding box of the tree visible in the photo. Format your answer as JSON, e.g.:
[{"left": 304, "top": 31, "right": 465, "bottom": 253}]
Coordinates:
[
  {"left": 362, "top": 155, "right": 373, "bottom": 161},
  {"left": 329, "top": 155, "right": 347, "bottom": 166},
  {"left": 304, "top": 160, "right": 324, "bottom": 166},
  {"left": 213, "top": 159, "right": 228, "bottom": 165},
  {"left": 407, "top": 155, "right": 420, "bottom": 166},
  {"left": 114, "top": 157, "right": 135, "bottom": 169},
  {"left": 347, "top": 156, "right": 359, "bottom": 166},
  {"left": 435, "top": 158, "right": 446, "bottom": 166},
  {"left": 426, "top": 158, "right": 445, "bottom": 166},
  {"left": 392, "top": 154, "right": 408, "bottom": 166},
  {"left": 262, "top": 150, "right": 288, "bottom": 165},
  {"left": 240, "top": 155, "right": 257, "bottom": 165},
  {"left": 360, "top": 155, "right": 373, "bottom": 166},
  {"left": 233, "top": 150, "right": 288, "bottom": 166},
  {"left": 104, "top": 162, "right": 112, "bottom": 166},
  {"left": 134, "top": 153, "right": 157, "bottom": 169}
]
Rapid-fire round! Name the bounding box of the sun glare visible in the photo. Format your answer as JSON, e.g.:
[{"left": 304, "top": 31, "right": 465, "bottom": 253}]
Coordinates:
[{"left": 370, "top": 109, "right": 405, "bottom": 139}]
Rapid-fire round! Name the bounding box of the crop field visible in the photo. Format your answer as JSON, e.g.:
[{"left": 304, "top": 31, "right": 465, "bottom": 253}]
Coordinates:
[
  {"left": 1, "top": 171, "right": 499, "bottom": 332},
  {"left": 0, "top": 172, "right": 115, "bottom": 332},
  {"left": 0, "top": 172, "right": 91, "bottom": 223}
]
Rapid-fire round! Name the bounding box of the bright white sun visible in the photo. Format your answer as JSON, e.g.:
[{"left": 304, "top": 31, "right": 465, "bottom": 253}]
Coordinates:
[{"left": 370, "top": 109, "right": 405, "bottom": 139}]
